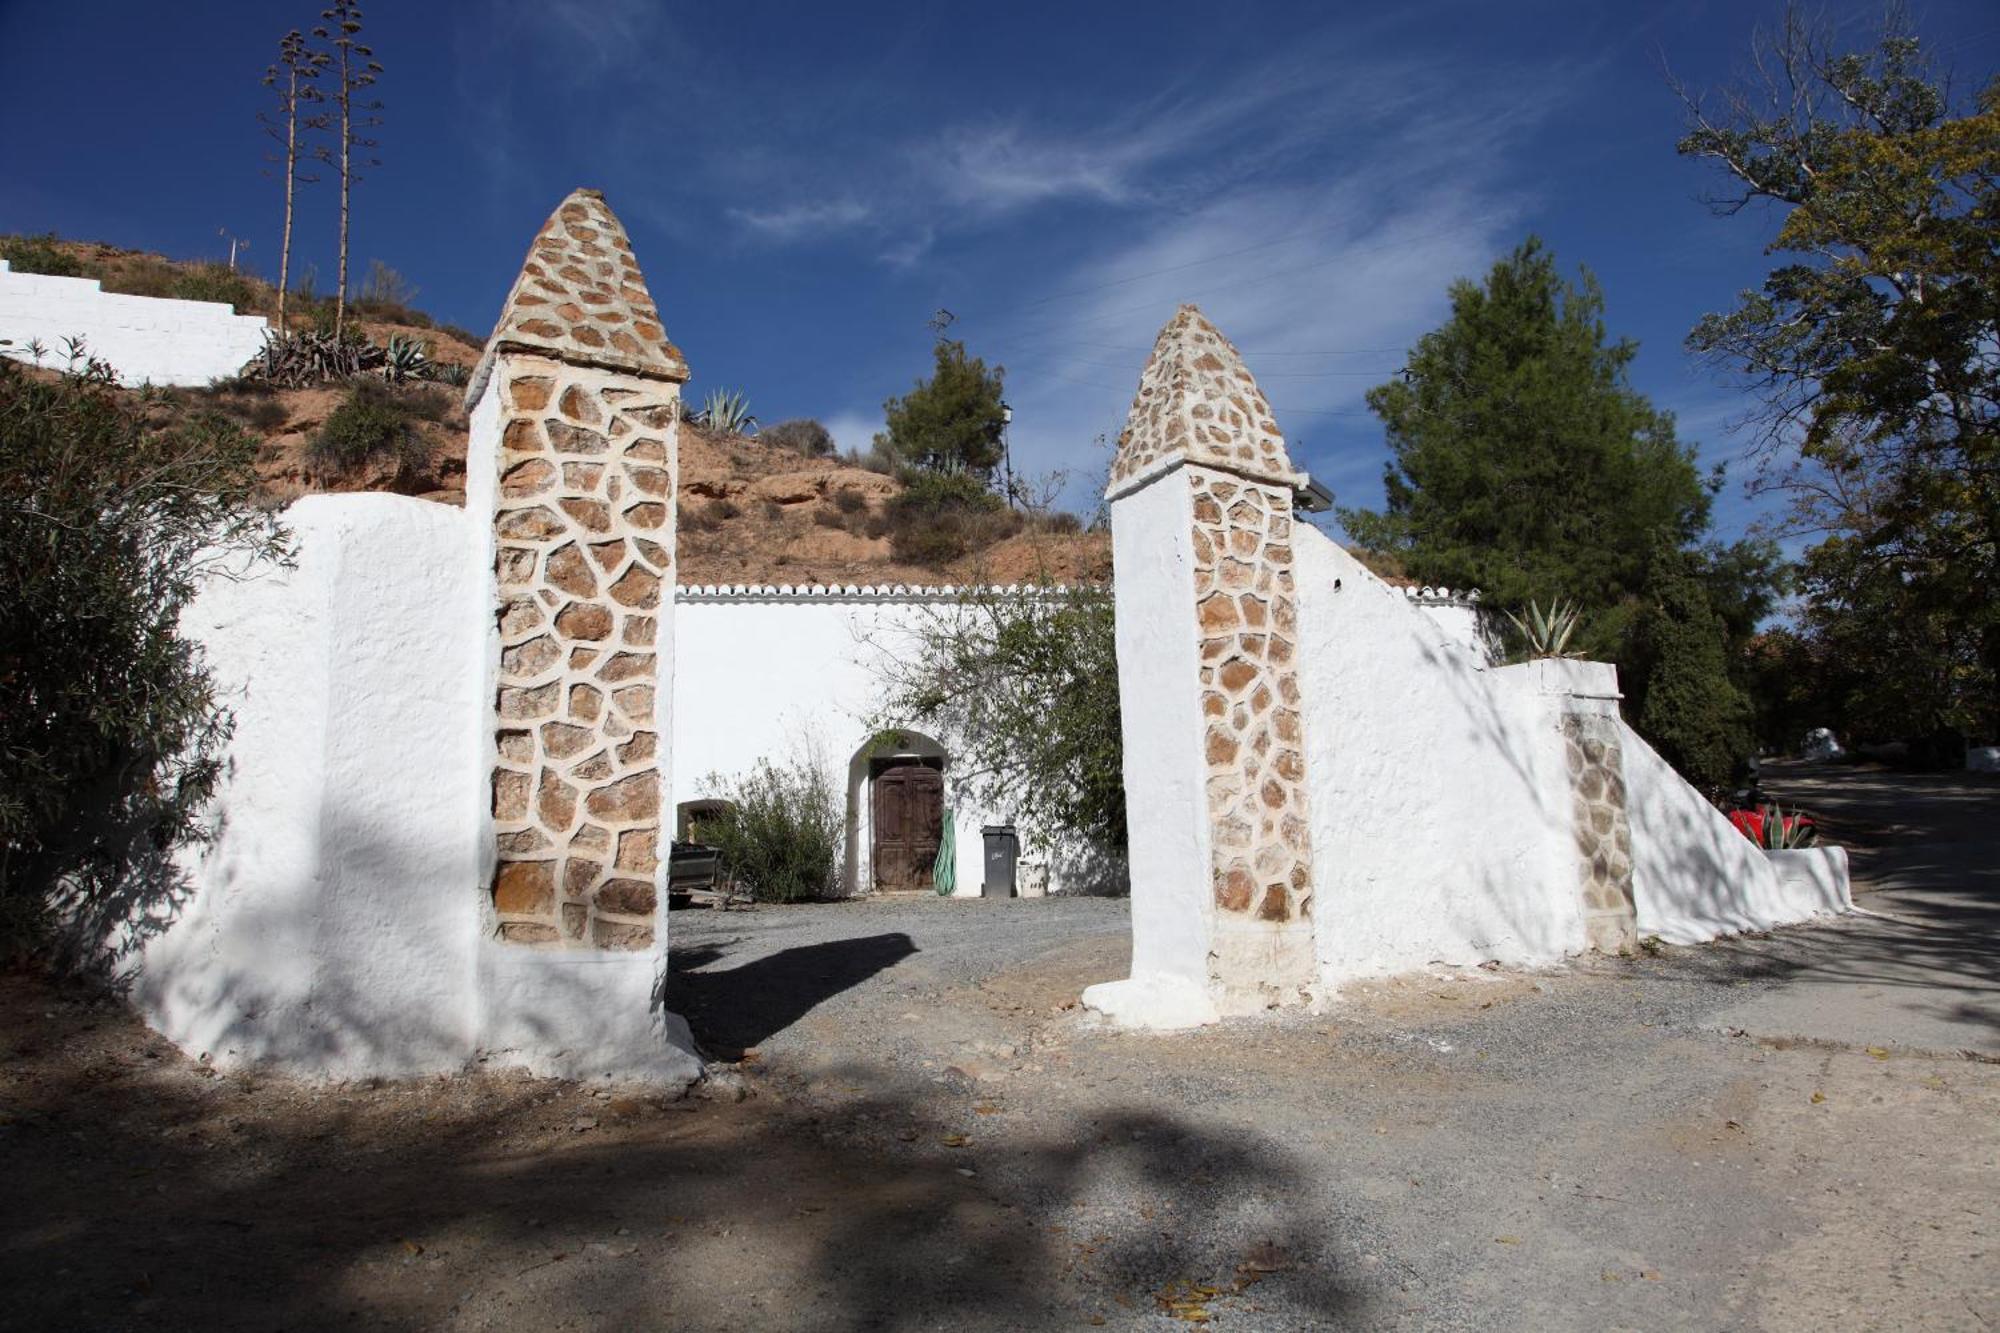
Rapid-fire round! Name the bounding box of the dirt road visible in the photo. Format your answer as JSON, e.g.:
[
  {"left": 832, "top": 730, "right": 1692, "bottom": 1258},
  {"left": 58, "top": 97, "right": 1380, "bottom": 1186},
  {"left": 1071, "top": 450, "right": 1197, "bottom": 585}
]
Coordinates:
[{"left": 3, "top": 765, "right": 1993, "bottom": 1330}]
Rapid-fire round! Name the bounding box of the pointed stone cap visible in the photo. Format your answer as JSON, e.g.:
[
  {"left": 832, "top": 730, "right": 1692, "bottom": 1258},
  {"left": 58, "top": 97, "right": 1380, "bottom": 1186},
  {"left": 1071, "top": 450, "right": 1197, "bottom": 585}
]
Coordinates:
[
  {"left": 467, "top": 188, "right": 689, "bottom": 406},
  {"left": 1106, "top": 304, "right": 1303, "bottom": 499}
]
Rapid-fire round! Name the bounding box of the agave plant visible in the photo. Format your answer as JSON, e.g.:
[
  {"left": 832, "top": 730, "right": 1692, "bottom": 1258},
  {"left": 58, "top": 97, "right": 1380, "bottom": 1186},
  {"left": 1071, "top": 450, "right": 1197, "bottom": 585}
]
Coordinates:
[
  {"left": 1504, "top": 598, "right": 1584, "bottom": 659},
  {"left": 382, "top": 335, "right": 430, "bottom": 384},
  {"left": 428, "top": 361, "right": 471, "bottom": 388},
  {"left": 1758, "top": 802, "right": 1819, "bottom": 849},
  {"left": 242, "top": 328, "right": 384, "bottom": 387},
  {"left": 689, "top": 387, "right": 758, "bottom": 435}
]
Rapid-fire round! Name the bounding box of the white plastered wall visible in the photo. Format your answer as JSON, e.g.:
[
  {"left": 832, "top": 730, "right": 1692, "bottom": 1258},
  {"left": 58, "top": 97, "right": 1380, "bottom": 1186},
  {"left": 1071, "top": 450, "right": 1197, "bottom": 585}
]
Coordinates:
[
  {"left": 673, "top": 587, "right": 1084, "bottom": 897},
  {"left": 1623, "top": 724, "right": 1851, "bottom": 941},
  {"left": 1294, "top": 529, "right": 1584, "bottom": 984},
  {"left": 0, "top": 259, "right": 270, "bottom": 386},
  {"left": 130, "top": 477, "right": 700, "bottom": 1083}
]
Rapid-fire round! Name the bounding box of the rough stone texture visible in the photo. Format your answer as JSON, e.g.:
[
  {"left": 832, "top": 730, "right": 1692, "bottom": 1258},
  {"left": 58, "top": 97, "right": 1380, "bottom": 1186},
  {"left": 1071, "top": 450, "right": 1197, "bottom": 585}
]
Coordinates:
[
  {"left": 1564, "top": 713, "right": 1638, "bottom": 953},
  {"left": 1189, "top": 466, "right": 1313, "bottom": 936},
  {"left": 1108, "top": 304, "right": 1317, "bottom": 1009},
  {"left": 466, "top": 189, "right": 689, "bottom": 410},
  {"left": 483, "top": 190, "right": 682, "bottom": 952},
  {"left": 1107, "top": 304, "right": 1304, "bottom": 497}
]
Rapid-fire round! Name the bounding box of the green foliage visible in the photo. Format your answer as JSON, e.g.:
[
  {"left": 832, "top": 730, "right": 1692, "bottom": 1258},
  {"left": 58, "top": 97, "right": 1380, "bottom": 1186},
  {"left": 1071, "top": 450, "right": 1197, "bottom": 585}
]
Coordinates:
[
  {"left": 867, "top": 585, "right": 1126, "bottom": 860},
  {"left": 170, "top": 263, "right": 259, "bottom": 310},
  {"left": 874, "top": 339, "right": 1007, "bottom": 478},
  {"left": 762, "top": 418, "right": 836, "bottom": 457},
  {"left": 0, "top": 353, "right": 287, "bottom": 958},
  {"left": 1628, "top": 545, "right": 1754, "bottom": 796},
  {"left": 1759, "top": 802, "right": 1819, "bottom": 850},
  {"left": 1680, "top": 12, "right": 2000, "bottom": 740},
  {"left": 245, "top": 327, "right": 384, "bottom": 387},
  {"left": 429, "top": 361, "right": 471, "bottom": 389},
  {"left": 1503, "top": 599, "right": 1584, "bottom": 660},
  {"left": 0, "top": 233, "right": 82, "bottom": 277},
  {"left": 306, "top": 378, "right": 435, "bottom": 479},
  {"left": 883, "top": 469, "right": 1017, "bottom": 567},
  {"left": 691, "top": 388, "right": 758, "bottom": 435},
  {"left": 381, "top": 334, "right": 428, "bottom": 383},
  {"left": 1340, "top": 237, "right": 1714, "bottom": 645},
  {"left": 700, "top": 748, "right": 843, "bottom": 903}
]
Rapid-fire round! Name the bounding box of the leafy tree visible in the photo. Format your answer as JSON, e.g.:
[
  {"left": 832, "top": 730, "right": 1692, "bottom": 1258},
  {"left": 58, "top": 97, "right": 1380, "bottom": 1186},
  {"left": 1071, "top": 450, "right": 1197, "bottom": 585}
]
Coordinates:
[
  {"left": 0, "top": 353, "right": 287, "bottom": 959},
  {"left": 1340, "top": 238, "right": 1717, "bottom": 654},
  {"left": 313, "top": 1, "right": 382, "bottom": 341},
  {"left": 1626, "top": 544, "right": 1755, "bottom": 795},
  {"left": 874, "top": 339, "right": 1007, "bottom": 479},
  {"left": 1677, "top": 7, "right": 2000, "bottom": 740},
  {"left": 261, "top": 28, "right": 328, "bottom": 331},
  {"left": 865, "top": 585, "right": 1125, "bottom": 865}
]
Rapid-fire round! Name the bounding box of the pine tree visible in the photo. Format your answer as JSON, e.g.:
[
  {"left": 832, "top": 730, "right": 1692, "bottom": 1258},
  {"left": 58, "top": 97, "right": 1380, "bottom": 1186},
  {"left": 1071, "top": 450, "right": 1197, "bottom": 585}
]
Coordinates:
[
  {"left": 1341, "top": 237, "right": 1713, "bottom": 645},
  {"left": 1630, "top": 544, "right": 1754, "bottom": 796},
  {"left": 874, "top": 339, "right": 1007, "bottom": 478}
]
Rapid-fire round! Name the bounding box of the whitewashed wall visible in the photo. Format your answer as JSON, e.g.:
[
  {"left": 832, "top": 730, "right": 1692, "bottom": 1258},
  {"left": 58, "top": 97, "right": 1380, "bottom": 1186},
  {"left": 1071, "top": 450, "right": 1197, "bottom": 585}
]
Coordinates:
[
  {"left": 0, "top": 259, "right": 269, "bottom": 386},
  {"left": 132, "top": 492, "right": 700, "bottom": 1084},
  {"left": 1295, "top": 531, "right": 1583, "bottom": 983},
  {"left": 1291, "top": 528, "right": 1849, "bottom": 990},
  {"left": 674, "top": 586, "right": 1097, "bottom": 897}
]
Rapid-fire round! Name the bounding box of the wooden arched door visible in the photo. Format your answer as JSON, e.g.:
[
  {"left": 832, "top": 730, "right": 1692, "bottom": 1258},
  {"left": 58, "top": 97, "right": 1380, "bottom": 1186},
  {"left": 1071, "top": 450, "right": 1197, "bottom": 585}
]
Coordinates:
[{"left": 872, "top": 762, "right": 944, "bottom": 893}]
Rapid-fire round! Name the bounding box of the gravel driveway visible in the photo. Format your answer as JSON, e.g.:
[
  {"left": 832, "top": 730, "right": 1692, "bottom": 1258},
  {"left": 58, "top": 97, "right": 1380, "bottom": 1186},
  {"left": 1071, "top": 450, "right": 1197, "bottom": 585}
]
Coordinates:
[{"left": 4, "top": 767, "right": 1994, "bottom": 1330}]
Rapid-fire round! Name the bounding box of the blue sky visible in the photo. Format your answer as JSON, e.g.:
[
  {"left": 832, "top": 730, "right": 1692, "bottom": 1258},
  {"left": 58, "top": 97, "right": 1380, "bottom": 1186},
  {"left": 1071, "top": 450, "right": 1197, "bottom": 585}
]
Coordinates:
[{"left": 3, "top": 0, "right": 1996, "bottom": 543}]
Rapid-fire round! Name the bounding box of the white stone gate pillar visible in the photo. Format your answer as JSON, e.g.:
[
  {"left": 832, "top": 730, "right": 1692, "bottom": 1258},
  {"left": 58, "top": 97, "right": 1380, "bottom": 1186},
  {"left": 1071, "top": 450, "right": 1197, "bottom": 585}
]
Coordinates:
[
  {"left": 464, "top": 189, "right": 687, "bottom": 950},
  {"left": 1084, "top": 306, "right": 1319, "bottom": 1027}
]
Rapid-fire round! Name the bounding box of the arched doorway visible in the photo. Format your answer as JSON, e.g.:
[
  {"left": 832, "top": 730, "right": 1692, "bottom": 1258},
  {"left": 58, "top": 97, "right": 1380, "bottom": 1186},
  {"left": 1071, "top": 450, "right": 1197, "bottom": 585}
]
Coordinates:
[{"left": 846, "top": 730, "right": 948, "bottom": 895}]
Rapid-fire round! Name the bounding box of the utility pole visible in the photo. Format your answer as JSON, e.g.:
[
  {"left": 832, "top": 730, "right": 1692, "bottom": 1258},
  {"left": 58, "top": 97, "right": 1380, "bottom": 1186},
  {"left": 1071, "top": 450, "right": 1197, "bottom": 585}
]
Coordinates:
[{"left": 1000, "top": 400, "right": 1016, "bottom": 510}]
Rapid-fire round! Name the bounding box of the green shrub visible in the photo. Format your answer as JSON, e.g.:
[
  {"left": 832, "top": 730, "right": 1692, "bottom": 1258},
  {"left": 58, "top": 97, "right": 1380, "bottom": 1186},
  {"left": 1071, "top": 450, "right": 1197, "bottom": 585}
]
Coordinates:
[
  {"left": 831, "top": 487, "right": 869, "bottom": 515},
  {"left": 171, "top": 263, "right": 259, "bottom": 310},
  {"left": 1024, "top": 510, "right": 1083, "bottom": 535},
  {"left": 884, "top": 470, "right": 1017, "bottom": 566},
  {"left": 813, "top": 507, "right": 845, "bottom": 529},
  {"left": 0, "top": 355, "right": 286, "bottom": 960},
  {"left": 306, "top": 379, "right": 435, "bottom": 480},
  {"left": 700, "top": 750, "right": 843, "bottom": 903},
  {"left": 0, "top": 233, "right": 82, "bottom": 277},
  {"left": 762, "top": 418, "right": 835, "bottom": 457}
]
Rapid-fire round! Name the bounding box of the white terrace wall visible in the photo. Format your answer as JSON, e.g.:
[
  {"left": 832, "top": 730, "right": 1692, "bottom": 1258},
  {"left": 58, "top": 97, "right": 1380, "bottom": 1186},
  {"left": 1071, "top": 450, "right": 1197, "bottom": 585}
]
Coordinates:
[
  {"left": 675, "top": 585, "right": 1110, "bottom": 897},
  {"left": 0, "top": 259, "right": 269, "bottom": 386}
]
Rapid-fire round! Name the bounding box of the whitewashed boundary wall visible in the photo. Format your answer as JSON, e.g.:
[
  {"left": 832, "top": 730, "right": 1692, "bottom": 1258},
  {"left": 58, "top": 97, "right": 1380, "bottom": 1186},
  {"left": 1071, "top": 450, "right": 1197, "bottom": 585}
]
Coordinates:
[
  {"left": 0, "top": 259, "right": 269, "bottom": 386},
  {"left": 675, "top": 584, "right": 1117, "bottom": 898},
  {"left": 1086, "top": 304, "right": 1851, "bottom": 1029},
  {"left": 133, "top": 496, "right": 697, "bottom": 1082}
]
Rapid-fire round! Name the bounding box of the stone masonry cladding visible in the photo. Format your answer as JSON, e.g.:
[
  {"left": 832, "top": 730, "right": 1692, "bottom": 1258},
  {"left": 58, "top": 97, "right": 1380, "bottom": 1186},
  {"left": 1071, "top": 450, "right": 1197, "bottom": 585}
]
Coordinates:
[{"left": 1563, "top": 712, "right": 1639, "bottom": 953}]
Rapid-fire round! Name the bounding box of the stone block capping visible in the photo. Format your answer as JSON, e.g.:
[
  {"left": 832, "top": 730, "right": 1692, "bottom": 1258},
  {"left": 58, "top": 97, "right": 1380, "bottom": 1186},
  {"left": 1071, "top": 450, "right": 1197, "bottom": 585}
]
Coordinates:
[
  {"left": 676, "top": 583, "right": 1089, "bottom": 603},
  {"left": 1107, "top": 304, "right": 1305, "bottom": 498},
  {"left": 480, "top": 189, "right": 688, "bottom": 951}
]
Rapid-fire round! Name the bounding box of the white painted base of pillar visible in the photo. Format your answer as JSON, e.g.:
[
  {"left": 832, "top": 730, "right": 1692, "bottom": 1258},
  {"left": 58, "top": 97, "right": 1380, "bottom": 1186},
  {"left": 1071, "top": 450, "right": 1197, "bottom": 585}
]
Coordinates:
[{"left": 1082, "top": 974, "right": 1221, "bottom": 1030}]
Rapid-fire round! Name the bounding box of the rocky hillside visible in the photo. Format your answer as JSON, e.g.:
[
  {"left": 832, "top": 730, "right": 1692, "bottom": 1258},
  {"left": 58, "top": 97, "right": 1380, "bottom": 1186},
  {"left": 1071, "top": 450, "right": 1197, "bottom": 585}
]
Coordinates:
[{"left": 7, "top": 235, "right": 1108, "bottom": 585}]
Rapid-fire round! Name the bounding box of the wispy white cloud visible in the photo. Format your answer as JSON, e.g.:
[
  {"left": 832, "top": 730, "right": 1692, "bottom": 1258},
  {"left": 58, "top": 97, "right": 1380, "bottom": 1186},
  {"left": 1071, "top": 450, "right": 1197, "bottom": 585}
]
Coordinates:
[{"left": 728, "top": 198, "right": 873, "bottom": 241}]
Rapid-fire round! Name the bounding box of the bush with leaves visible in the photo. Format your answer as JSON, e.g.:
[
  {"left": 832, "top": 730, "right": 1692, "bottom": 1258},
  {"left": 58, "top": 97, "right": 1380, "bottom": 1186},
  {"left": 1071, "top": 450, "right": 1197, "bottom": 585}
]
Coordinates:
[
  {"left": 0, "top": 352, "right": 287, "bottom": 959},
  {"left": 170, "top": 263, "right": 259, "bottom": 310},
  {"left": 0, "top": 232, "right": 83, "bottom": 277},
  {"left": 700, "top": 747, "right": 844, "bottom": 903},
  {"left": 866, "top": 584, "right": 1125, "bottom": 863},
  {"left": 762, "top": 417, "right": 836, "bottom": 457},
  {"left": 1628, "top": 543, "right": 1755, "bottom": 796},
  {"left": 884, "top": 469, "right": 1018, "bottom": 566},
  {"left": 306, "top": 378, "right": 437, "bottom": 480}
]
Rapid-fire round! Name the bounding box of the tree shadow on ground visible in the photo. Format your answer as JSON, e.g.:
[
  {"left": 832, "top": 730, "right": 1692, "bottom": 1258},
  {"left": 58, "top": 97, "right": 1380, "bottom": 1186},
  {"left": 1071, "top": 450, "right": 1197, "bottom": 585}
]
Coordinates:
[
  {"left": 0, "top": 975, "right": 1370, "bottom": 1331},
  {"left": 666, "top": 932, "right": 919, "bottom": 1058}
]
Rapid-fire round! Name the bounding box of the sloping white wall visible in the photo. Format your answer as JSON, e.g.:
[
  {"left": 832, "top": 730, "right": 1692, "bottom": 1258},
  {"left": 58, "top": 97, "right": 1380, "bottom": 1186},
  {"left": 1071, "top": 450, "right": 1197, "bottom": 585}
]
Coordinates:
[
  {"left": 0, "top": 259, "right": 269, "bottom": 386},
  {"left": 673, "top": 586, "right": 1103, "bottom": 897},
  {"left": 1294, "top": 529, "right": 1583, "bottom": 983},
  {"left": 1624, "top": 724, "right": 1851, "bottom": 941}
]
